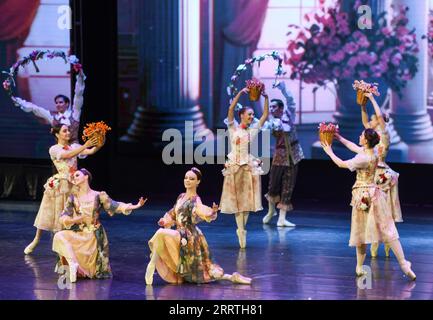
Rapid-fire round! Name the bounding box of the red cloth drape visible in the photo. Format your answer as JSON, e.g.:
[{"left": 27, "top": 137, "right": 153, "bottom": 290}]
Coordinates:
[
  {"left": 0, "top": 0, "right": 40, "bottom": 65},
  {"left": 0, "top": 0, "right": 40, "bottom": 40}
]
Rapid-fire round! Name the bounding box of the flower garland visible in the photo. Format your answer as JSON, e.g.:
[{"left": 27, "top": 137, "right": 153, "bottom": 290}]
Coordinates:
[
  {"left": 2, "top": 50, "right": 84, "bottom": 99},
  {"left": 227, "top": 50, "right": 286, "bottom": 101}
]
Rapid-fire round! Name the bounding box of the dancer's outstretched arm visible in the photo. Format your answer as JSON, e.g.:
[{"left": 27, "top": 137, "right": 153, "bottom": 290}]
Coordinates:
[
  {"left": 11, "top": 96, "right": 54, "bottom": 125},
  {"left": 58, "top": 137, "right": 99, "bottom": 159},
  {"left": 366, "top": 93, "right": 386, "bottom": 131},
  {"left": 335, "top": 133, "right": 363, "bottom": 154},
  {"left": 321, "top": 141, "right": 349, "bottom": 169}
]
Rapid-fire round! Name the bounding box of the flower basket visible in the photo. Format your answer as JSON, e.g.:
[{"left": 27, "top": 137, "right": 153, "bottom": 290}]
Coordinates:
[
  {"left": 82, "top": 121, "right": 111, "bottom": 147},
  {"left": 353, "top": 80, "right": 380, "bottom": 106},
  {"left": 318, "top": 122, "right": 339, "bottom": 145},
  {"left": 246, "top": 78, "right": 264, "bottom": 102}
]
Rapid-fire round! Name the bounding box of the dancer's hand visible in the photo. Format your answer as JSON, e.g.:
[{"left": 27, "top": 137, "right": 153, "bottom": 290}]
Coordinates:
[
  {"left": 84, "top": 137, "right": 99, "bottom": 148},
  {"left": 364, "top": 92, "right": 373, "bottom": 100},
  {"left": 334, "top": 133, "right": 342, "bottom": 141},
  {"left": 241, "top": 87, "right": 249, "bottom": 94},
  {"left": 321, "top": 141, "right": 332, "bottom": 154},
  {"left": 131, "top": 197, "right": 147, "bottom": 210},
  {"left": 158, "top": 218, "right": 166, "bottom": 227},
  {"left": 261, "top": 90, "right": 268, "bottom": 98},
  {"left": 212, "top": 202, "right": 219, "bottom": 213}
]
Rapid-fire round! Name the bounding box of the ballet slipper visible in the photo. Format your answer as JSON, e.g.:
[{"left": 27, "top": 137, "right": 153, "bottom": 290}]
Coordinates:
[
  {"left": 69, "top": 262, "right": 79, "bottom": 283},
  {"left": 384, "top": 243, "right": 391, "bottom": 258},
  {"left": 262, "top": 213, "right": 274, "bottom": 224},
  {"left": 400, "top": 260, "right": 416, "bottom": 281},
  {"left": 231, "top": 272, "right": 252, "bottom": 285},
  {"left": 145, "top": 262, "right": 156, "bottom": 285},
  {"left": 236, "top": 229, "right": 247, "bottom": 249},
  {"left": 370, "top": 243, "right": 379, "bottom": 258},
  {"left": 356, "top": 266, "right": 368, "bottom": 277},
  {"left": 277, "top": 211, "right": 296, "bottom": 227},
  {"left": 24, "top": 238, "right": 40, "bottom": 255}
]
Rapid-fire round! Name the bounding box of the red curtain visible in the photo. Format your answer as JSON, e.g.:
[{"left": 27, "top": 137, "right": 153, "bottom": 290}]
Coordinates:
[{"left": 0, "top": 0, "right": 40, "bottom": 65}]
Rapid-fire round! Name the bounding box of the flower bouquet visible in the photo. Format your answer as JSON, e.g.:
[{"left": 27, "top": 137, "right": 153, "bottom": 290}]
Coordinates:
[
  {"left": 47, "top": 175, "right": 60, "bottom": 190},
  {"left": 352, "top": 80, "right": 380, "bottom": 106},
  {"left": 245, "top": 78, "right": 265, "bottom": 101},
  {"left": 358, "top": 191, "right": 371, "bottom": 212},
  {"left": 318, "top": 122, "right": 339, "bottom": 145},
  {"left": 82, "top": 121, "right": 111, "bottom": 147}
]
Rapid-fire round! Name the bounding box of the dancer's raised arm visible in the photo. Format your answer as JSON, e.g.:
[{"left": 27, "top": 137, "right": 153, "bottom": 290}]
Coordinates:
[
  {"left": 258, "top": 91, "right": 269, "bottom": 128},
  {"left": 71, "top": 72, "right": 86, "bottom": 122},
  {"left": 227, "top": 88, "right": 248, "bottom": 124},
  {"left": 366, "top": 92, "right": 386, "bottom": 131},
  {"left": 12, "top": 96, "right": 54, "bottom": 125}
]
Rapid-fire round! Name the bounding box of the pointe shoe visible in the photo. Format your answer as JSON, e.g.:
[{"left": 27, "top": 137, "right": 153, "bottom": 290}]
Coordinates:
[
  {"left": 236, "top": 229, "right": 247, "bottom": 249},
  {"left": 277, "top": 219, "right": 296, "bottom": 227},
  {"left": 145, "top": 262, "right": 155, "bottom": 285},
  {"left": 262, "top": 212, "right": 274, "bottom": 224},
  {"left": 370, "top": 243, "right": 379, "bottom": 258},
  {"left": 231, "top": 272, "right": 252, "bottom": 285},
  {"left": 400, "top": 261, "right": 416, "bottom": 281},
  {"left": 69, "top": 262, "right": 78, "bottom": 283},
  {"left": 24, "top": 239, "right": 40, "bottom": 255},
  {"left": 384, "top": 244, "right": 391, "bottom": 258},
  {"left": 356, "top": 266, "right": 368, "bottom": 277}
]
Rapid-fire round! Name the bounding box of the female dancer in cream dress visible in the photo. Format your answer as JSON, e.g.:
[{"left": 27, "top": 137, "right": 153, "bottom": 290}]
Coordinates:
[
  {"left": 53, "top": 168, "right": 146, "bottom": 283},
  {"left": 145, "top": 168, "right": 252, "bottom": 285},
  {"left": 361, "top": 93, "right": 402, "bottom": 258},
  {"left": 24, "top": 124, "right": 100, "bottom": 254},
  {"left": 322, "top": 129, "right": 415, "bottom": 280},
  {"left": 220, "top": 87, "right": 269, "bottom": 248}
]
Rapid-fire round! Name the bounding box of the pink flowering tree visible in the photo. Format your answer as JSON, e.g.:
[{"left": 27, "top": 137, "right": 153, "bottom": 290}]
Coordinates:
[{"left": 286, "top": 0, "right": 419, "bottom": 98}]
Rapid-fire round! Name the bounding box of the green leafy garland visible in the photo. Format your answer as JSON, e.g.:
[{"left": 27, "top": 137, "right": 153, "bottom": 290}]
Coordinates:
[{"left": 2, "top": 50, "right": 83, "bottom": 100}]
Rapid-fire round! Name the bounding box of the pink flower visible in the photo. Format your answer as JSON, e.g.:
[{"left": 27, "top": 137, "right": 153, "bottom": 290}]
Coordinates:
[
  {"left": 329, "top": 50, "right": 345, "bottom": 63},
  {"left": 2, "top": 80, "right": 10, "bottom": 90},
  {"left": 343, "top": 42, "right": 358, "bottom": 54},
  {"left": 391, "top": 52, "right": 403, "bottom": 66}
]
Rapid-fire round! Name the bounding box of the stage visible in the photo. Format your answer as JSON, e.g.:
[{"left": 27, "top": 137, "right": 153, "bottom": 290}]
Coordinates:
[{"left": 0, "top": 200, "right": 432, "bottom": 300}]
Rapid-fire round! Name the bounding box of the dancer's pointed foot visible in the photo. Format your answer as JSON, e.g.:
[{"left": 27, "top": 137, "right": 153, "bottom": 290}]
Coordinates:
[
  {"left": 24, "top": 238, "right": 40, "bottom": 255},
  {"left": 145, "top": 262, "right": 155, "bottom": 285},
  {"left": 262, "top": 213, "right": 273, "bottom": 224},
  {"left": 370, "top": 243, "right": 379, "bottom": 258},
  {"left": 277, "top": 219, "right": 296, "bottom": 227},
  {"left": 356, "top": 266, "right": 368, "bottom": 277},
  {"left": 231, "top": 272, "right": 252, "bottom": 285},
  {"left": 236, "top": 229, "right": 247, "bottom": 249},
  {"left": 401, "top": 261, "right": 416, "bottom": 281}
]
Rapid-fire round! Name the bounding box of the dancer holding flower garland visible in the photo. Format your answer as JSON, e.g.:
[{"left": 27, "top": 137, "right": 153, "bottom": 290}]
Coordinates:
[
  {"left": 220, "top": 85, "right": 269, "bottom": 249},
  {"left": 12, "top": 70, "right": 85, "bottom": 143},
  {"left": 262, "top": 81, "right": 304, "bottom": 227},
  {"left": 321, "top": 129, "right": 415, "bottom": 280},
  {"left": 53, "top": 169, "right": 146, "bottom": 283},
  {"left": 361, "top": 92, "right": 403, "bottom": 258},
  {"left": 24, "top": 124, "right": 101, "bottom": 255},
  {"left": 145, "top": 168, "right": 251, "bottom": 285},
  {"left": 3, "top": 51, "right": 86, "bottom": 143}
]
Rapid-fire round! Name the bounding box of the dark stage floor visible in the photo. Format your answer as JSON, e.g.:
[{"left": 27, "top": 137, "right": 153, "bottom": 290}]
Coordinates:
[{"left": 0, "top": 200, "right": 432, "bottom": 300}]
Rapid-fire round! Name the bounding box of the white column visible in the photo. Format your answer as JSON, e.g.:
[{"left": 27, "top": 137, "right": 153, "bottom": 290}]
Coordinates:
[{"left": 391, "top": 0, "right": 433, "bottom": 142}]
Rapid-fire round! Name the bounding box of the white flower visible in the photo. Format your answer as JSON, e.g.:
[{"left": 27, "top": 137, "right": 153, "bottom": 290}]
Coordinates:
[
  {"left": 68, "top": 55, "right": 79, "bottom": 64},
  {"left": 181, "top": 238, "right": 187, "bottom": 246},
  {"left": 360, "top": 202, "right": 369, "bottom": 211}
]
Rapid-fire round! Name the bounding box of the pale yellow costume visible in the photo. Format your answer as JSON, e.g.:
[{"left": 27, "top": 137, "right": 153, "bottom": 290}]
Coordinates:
[
  {"left": 374, "top": 125, "right": 402, "bottom": 222},
  {"left": 52, "top": 191, "right": 132, "bottom": 279},
  {"left": 347, "top": 152, "right": 399, "bottom": 247},
  {"left": 34, "top": 143, "right": 86, "bottom": 232},
  {"left": 220, "top": 119, "right": 264, "bottom": 214}
]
